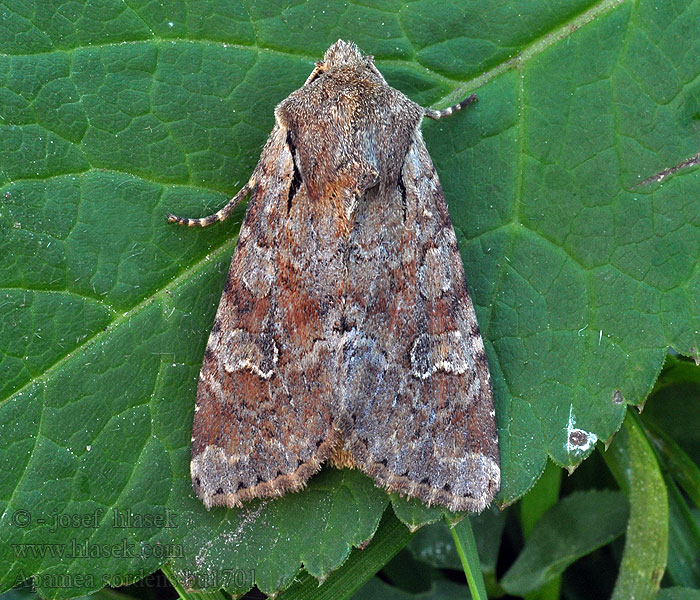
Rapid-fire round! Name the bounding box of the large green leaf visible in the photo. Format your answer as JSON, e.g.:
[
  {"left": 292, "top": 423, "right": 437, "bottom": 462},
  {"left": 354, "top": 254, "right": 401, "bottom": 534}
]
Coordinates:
[{"left": 2, "top": 0, "right": 699, "bottom": 597}]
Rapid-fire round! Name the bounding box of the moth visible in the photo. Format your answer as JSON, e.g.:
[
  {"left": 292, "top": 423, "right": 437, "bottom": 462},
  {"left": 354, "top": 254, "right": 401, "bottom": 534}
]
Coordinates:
[{"left": 169, "top": 40, "right": 500, "bottom": 513}]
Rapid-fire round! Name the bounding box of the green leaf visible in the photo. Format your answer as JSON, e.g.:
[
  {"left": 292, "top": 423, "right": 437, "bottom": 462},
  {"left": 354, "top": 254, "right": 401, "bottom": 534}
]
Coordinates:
[
  {"left": 2, "top": 0, "right": 700, "bottom": 596},
  {"left": 390, "top": 497, "right": 446, "bottom": 532},
  {"left": 170, "top": 468, "right": 387, "bottom": 595},
  {"left": 0, "top": 586, "right": 113, "bottom": 600},
  {"left": 501, "top": 490, "right": 629, "bottom": 595},
  {"left": 161, "top": 565, "right": 228, "bottom": 600},
  {"left": 277, "top": 508, "right": 412, "bottom": 600}
]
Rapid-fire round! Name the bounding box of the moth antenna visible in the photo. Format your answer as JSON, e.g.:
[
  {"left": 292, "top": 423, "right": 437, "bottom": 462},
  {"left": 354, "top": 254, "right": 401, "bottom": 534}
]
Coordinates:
[
  {"left": 167, "top": 181, "right": 255, "bottom": 227},
  {"left": 424, "top": 93, "right": 477, "bottom": 120}
]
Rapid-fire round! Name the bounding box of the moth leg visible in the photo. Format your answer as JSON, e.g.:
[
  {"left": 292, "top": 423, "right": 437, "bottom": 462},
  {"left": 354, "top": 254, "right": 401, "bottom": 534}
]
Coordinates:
[
  {"left": 167, "top": 180, "right": 255, "bottom": 227},
  {"left": 423, "top": 93, "right": 477, "bottom": 120}
]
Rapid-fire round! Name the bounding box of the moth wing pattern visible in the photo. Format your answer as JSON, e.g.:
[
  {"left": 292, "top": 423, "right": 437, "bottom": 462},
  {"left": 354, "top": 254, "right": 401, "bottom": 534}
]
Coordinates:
[
  {"left": 175, "top": 39, "right": 500, "bottom": 513},
  {"left": 339, "top": 128, "right": 500, "bottom": 513},
  {"left": 190, "top": 125, "right": 343, "bottom": 508}
]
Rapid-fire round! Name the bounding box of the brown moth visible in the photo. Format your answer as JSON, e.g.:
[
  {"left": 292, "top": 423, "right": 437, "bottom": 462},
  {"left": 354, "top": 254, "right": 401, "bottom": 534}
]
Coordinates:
[{"left": 169, "top": 40, "right": 500, "bottom": 513}]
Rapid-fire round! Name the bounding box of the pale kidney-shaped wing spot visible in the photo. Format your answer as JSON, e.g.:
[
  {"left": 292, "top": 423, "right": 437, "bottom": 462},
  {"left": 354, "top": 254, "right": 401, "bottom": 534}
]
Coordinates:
[
  {"left": 223, "top": 329, "right": 278, "bottom": 380},
  {"left": 410, "top": 331, "right": 475, "bottom": 380}
]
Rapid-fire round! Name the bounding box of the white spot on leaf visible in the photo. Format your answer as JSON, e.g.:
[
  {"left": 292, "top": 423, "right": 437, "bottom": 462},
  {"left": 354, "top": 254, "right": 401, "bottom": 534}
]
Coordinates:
[{"left": 566, "top": 405, "right": 597, "bottom": 455}]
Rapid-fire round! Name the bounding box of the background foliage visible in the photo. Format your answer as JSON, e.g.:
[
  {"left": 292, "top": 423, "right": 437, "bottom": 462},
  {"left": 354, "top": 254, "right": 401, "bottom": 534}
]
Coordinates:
[{"left": 1, "top": 0, "right": 699, "bottom": 598}]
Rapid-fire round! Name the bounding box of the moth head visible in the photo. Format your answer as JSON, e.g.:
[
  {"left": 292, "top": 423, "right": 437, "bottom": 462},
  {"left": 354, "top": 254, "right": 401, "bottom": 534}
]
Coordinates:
[
  {"left": 323, "top": 39, "right": 363, "bottom": 68},
  {"left": 303, "top": 39, "right": 385, "bottom": 85}
]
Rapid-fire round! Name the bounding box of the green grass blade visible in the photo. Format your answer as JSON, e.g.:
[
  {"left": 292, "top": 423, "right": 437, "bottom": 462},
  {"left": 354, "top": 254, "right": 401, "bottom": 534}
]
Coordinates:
[
  {"left": 665, "top": 476, "right": 700, "bottom": 587},
  {"left": 520, "top": 461, "right": 563, "bottom": 539},
  {"left": 637, "top": 414, "right": 700, "bottom": 587},
  {"left": 520, "top": 461, "right": 563, "bottom": 600},
  {"left": 449, "top": 516, "right": 488, "bottom": 600},
  {"left": 639, "top": 416, "right": 700, "bottom": 509},
  {"left": 602, "top": 412, "right": 668, "bottom": 600}
]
